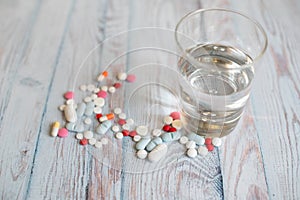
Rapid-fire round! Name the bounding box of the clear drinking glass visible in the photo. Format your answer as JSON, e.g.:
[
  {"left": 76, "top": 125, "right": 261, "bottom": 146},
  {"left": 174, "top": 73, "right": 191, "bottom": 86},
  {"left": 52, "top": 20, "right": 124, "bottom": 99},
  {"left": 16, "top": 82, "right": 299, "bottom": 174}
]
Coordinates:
[{"left": 175, "top": 8, "right": 268, "bottom": 137}]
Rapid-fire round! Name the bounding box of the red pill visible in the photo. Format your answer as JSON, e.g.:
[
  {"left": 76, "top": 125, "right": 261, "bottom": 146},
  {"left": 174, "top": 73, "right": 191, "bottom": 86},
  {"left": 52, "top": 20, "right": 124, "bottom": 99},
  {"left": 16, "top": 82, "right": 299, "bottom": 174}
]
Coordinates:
[
  {"left": 96, "top": 113, "right": 103, "bottom": 119},
  {"left": 118, "top": 119, "right": 126, "bottom": 125},
  {"left": 206, "top": 144, "right": 214, "bottom": 151},
  {"left": 162, "top": 124, "right": 171, "bottom": 132},
  {"left": 80, "top": 138, "right": 88, "bottom": 145},
  {"left": 129, "top": 130, "right": 137, "bottom": 137},
  {"left": 168, "top": 127, "right": 177, "bottom": 132},
  {"left": 205, "top": 138, "right": 212, "bottom": 145},
  {"left": 64, "top": 91, "right": 74, "bottom": 100},
  {"left": 170, "top": 111, "right": 180, "bottom": 120},
  {"left": 122, "top": 130, "right": 130, "bottom": 136},
  {"left": 113, "top": 82, "right": 122, "bottom": 89},
  {"left": 97, "top": 90, "right": 107, "bottom": 98}
]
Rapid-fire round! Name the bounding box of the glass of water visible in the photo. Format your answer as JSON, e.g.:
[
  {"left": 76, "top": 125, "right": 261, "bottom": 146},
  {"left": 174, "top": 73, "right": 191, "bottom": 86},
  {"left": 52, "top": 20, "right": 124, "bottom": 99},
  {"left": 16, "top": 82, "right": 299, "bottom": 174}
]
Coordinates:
[{"left": 175, "top": 8, "right": 268, "bottom": 137}]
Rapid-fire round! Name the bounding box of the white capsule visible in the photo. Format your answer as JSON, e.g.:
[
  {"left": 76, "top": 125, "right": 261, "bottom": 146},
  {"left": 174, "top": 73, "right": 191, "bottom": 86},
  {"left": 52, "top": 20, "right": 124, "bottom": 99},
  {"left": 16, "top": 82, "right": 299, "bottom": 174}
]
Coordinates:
[
  {"left": 133, "top": 135, "right": 141, "bottom": 142},
  {"left": 87, "top": 84, "right": 95, "bottom": 92},
  {"left": 111, "top": 125, "right": 120, "bottom": 133},
  {"left": 198, "top": 146, "right": 208, "bottom": 156},
  {"left": 179, "top": 136, "right": 189, "bottom": 144},
  {"left": 101, "top": 85, "right": 108, "bottom": 91},
  {"left": 83, "top": 131, "right": 93, "bottom": 139},
  {"left": 58, "top": 104, "right": 66, "bottom": 111},
  {"left": 51, "top": 122, "right": 60, "bottom": 137},
  {"left": 136, "top": 149, "right": 148, "bottom": 159},
  {"left": 94, "top": 98, "right": 105, "bottom": 107},
  {"left": 212, "top": 137, "right": 222, "bottom": 147},
  {"left": 117, "top": 72, "right": 127, "bottom": 81},
  {"left": 76, "top": 133, "right": 83, "bottom": 140},
  {"left": 84, "top": 118, "right": 92, "bottom": 125},
  {"left": 108, "top": 86, "right": 116, "bottom": 93},
  {"left": 101, "top": 137, "right": 108, "bottom": 145},
  {"left": 80, "top": 84, "right": 87, "bottom": 91},
  {"left": 187, "top": 148, "right": 197, "bottom": 158},
  {"left": 136, "top": 125, "right": 148, "bottom": 136},
  {"left": 89, "top": 138, "right": 97, "bottom": 145},
  {"left": 126, "top": 118, "right": 134, "bottom": 125},
  {"left": 186, "top": 141, "right": 196, "bottom": 149},
  {"left": 115, "top": 132, "right": 123, "bottom": 139},
  {"left": 118, "top": 113, "right": 126, "bottom": 119},
  {"left": 152, "top": 129, "right": 162, "bottom": 137},
  {"left": 163, "top": 116, "right": 173, "bottom": 125},
  {"left": 64, "top": 104, "right": 77, "bottom": 123}
]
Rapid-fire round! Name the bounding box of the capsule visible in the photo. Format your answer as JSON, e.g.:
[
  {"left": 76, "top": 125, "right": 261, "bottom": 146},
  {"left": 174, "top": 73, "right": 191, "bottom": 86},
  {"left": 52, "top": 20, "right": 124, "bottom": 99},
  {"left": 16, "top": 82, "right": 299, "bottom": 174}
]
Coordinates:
[
  {"left": 51, "top": 122, "right": 60, "bottom": 137},
  {"left": 99, "top": 113, "right": 114, "bottom": 122},
  {"left": 97, "top": 70, "right": 108, "bottom": 82}
]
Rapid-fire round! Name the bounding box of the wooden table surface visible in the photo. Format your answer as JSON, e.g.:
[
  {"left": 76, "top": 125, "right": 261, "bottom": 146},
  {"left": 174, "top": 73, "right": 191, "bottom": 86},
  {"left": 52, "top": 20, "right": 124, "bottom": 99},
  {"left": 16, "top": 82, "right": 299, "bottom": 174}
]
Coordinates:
[{"left": 1, "top": 0, "right": 299, "bottom": 199}]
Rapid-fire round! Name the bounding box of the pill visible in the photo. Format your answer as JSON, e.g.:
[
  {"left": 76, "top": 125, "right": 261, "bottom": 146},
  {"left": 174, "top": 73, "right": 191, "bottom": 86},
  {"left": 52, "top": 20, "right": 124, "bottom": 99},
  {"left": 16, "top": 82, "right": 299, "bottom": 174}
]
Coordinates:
[
  {"left": 64, "top": 104, "right": 77, "bottom": 123},
  {"left": 118, "top": 113, "right": 126, "bottom": 119},
  {"left": 118, "top": 119, "right": 126, "bottom": 125},
  {"left": 117, "top": 72, "right": 127, "bottom": 81},
  {"left": 179, "top": 136, "right": 189, "bottom": 144},
  {"left": 93, "top": 88, "right": 100, "bottom": 93},
  {"left": 113, "top": 82, "right": 122, "bottom": 89},
  {"left": 99, "top": 113, "right": 114, "bottom": 122},
  {"left": 97, "top": 90, "right": 107, "bottom": 98},
  {"left": 84, "top": 102, "right": 95, "bottom": 116},
  {"left": 111, "top": 125, "right": 119, "bottom": 132},
  {"left": 80, "top": 138, "right": 88, "bottom": 145},
  {"left": 95, "top": 113, "right": 102, "bottom": 119},
  {"left": 76, "top": 102, "right": 86, "bottom": 117},
  {"left": 122, "top": 130, "right": 129, "bottom": 136},
  {"left": 205, "top": 138, "right": 212, "bottom": 145},
  {"left": 168, "top": 127, "right": 177, "bottom": 132},
  {"left": 129, "top": 130, "right": 137, "bottom": 137},
  {"left": 148, "top": 143, "right": 168, "bottom": 162},
  {"left": 89, "top": 138, "right": 97, "bottom": 145},
  {"left": 163, "top": 116, "right": 173, "bottom": 125},
  {"left": 198, "top": 146, "right": 208, "bottom": 156},
  {"left": 161, "top": 132, "right": 173, "bottom": 142},
  {"left": 136, "top": 138, "right": 151, "bottom": 150},
  {"left": 58, "top": 104, "right": 66, "bottom": 111},
  {"left": 152, "top": 129, "right": 162, "bottom": 137},
  {"left": 136, "top": 125, "right": 148, "bottom": 136},
  {"left": 206, "top": 144, "right": 214, "bottom": 151},
  {"left": 80, "top": 84, "right": 87, "bottom": 91},
  {"left": 95, "top": 141, "right": 102, "bottom": 148},
  {"left": 126, "top": 118, "right": 134, "bottom": 125},
  {"left": 162, "top": 124, "right": 171, "bottom": 132},
  {"left": 50, "top": 122, "right": 60, "bottom": 137},
  {"left": 187, "top": 132, "right": 205, "bottom": 146},
  {"left": 83, "top": 131, "right": 93, "bottom": 139},
  {"left": 172, "top": 120, "right": 182, "bottom": 130},
  {"left": 101, "top": 138, "right": 108, "bottom": 145},
  {"left": 64, "top": 91, "right": 74, "bottom": 99},
  {"left": 122, "top": 124, "right": 130, "bottom": 130},
  {"left": 84, "top": 96, "right": 92, "bottom": 103},
  {"left": 97, "top": 71, "right": 108, "bottom": 82},
  {"left": 58, "top": 128, "right": 68, "bottom": 138},
  {"left": 171, "top": 131, "right": 181, "bottom": 140},
  {"left": 66, "top": 99, "right": 75, "bottom": 105},
  {"left": 187, "top": 148, "right": 197, "bottom": 158},
  {"left": 93, "top": 106, "right": 102, "bottom": 114},
  {"left": 133, "top": 135, "right": 141, "bottom": 142},
  {"left": 95, "top": 120, "right": 112, "bottom": 134},
  {"left": 186, "top": 141, "right": 196, "bottom": 149},
  {"left": 108, "top": 86, "right": 116, "bottom": 93},
  {"left": 114, "top": 107, "right": 122, "bottom": 114},
  {"left": 136, "top": 149, "right": 148, "bottom": 159},
  {"left": 94, "top": 98, "right": 105, "bottom": 107},
  {"left": 115, "top": 132, "right": 123, "bottom": 139},
  {"left": 170, "top": 111, "right": 180, "bottom": 120},
  {"left": 84, "top": 118, "right": 92, "bottom": 125},
  {"left": 126, "top": 74, "right": 136, "bottom": 82},
  {"left": 152, "top": 137, "right": 163, "bottom": 145},
  {"left": 146, "top": 141, "right": 156, "bottom": 151},
  {"left": 65, "top": 122, "right": 75, "bottom": 130},
  {"left": 91, "top": 94, "right": 98, "bottom": 100},
  {"left": 66, "top": 122, "right": 84, "bottom": 132},
  {"left": 101, "top": 85, "right": 108, "bottom": 91},
  {"left": 87, "top": 84, "right": 95, "bottom": 92},
  {"left": 212, "top": 138, "right": 222, "bottom": 147},
  {"left": 76, "top": 133, "right": 83, "bottom": 140}
]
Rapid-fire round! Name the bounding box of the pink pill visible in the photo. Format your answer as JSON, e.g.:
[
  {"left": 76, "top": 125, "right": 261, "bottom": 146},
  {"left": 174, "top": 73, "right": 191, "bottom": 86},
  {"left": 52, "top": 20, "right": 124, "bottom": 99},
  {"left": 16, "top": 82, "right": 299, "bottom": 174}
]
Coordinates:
[
  {"left": 114, "top": 82, "right": 122, "bottom": 89},
  {"left": 64, "top": 91, "right": 74, "bottom": 99},
  {"left": 97, "top": 90, "right": 107, "bottom": 98},
  {"left": 170, "top": 111, "right": 180, "bottom": 120},
  {"left": 58, "top": 128, "right": 68, "bottom": 138},
  {"left": 126, "top": 74, "right": 136, "bottom": 83}
]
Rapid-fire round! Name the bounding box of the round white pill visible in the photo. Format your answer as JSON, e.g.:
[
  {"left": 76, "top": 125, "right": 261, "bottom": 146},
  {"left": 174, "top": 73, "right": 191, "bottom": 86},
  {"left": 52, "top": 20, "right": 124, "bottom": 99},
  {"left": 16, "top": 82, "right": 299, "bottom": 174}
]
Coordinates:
[
  {"left": 122, "top": 124, "right": 130, "bottom": 130},
  {"left": 187, "top": 148, "right": 197, "bottom": 158},
  {"left": 136, "top": 149, "right": 148, "bottom": 159},
  {"left": 198, "top": 146, "right": 208, "bottom": 156},
  {"left": 212, "top": 137, "right": 222, "bottom": 147},
  {"left": 101, "top": 137, "right": 108, "bottom": 145},
  {"left": 84, "top": 118, "right": 92, "bottom": 125},
  {"left": 108, "top": 86, "right": 116, "bottom": 93},
  {"left": 115, "top": 132, "right": 123, "bottom": 139},
  {"left": 66, "top": 99, "right": 74, "bottom": 105},
  {"left": 163, "top": 116, "right": 173, "bottom": 125},
  {"left": 84, "top": 96, "right": 92, "bottom": 103},
  {"left": 152, "top": 129, "right": 162, "bottom": 137},
  {"left": 118, "top": 113, "right": 126, "bottom": 119},
  {"left": 186, "top": 141, "right": 196, "bottom": 149},
  {"left": 89, "top": 138, "right": 97, "bottom": 145},
  {"left": 101, "top": 86, "right": 108, "bottom": 92},
  {"left": 172, "top": 120, "right": 182, "bottom": 130},
  {"left": 126, "top": 118, "right": 134, "bottom": 125},
  {"left": 91, "top": 94, "right": 98, "bottom": 100},
  {"left": 83, "top": 131, "right": 93, "bottom": 139},
  {"left": 179, "top": 136, "right": 189, "bottom": 144},
  {"left": 136, "top": 126, "right": 148, "bottom": 136},
  {"left": 93, "top": 88, "right": 100, "bottom": 93},
  {"left": 58, "top": 104, "right": 66, "bottom": 111},
  {"left": 94, "top": 98, "right": 105, "bottom": 107},
  {"left": 95, "top": 141, "right": 102, "bottom": 148},
  {"left": 114, "top": 107, "right": 122, "bottom": 115},
  {"left": 111, "top": 125, "right": 120, "bottom": 132},
  {"left": 87, "top": 84, "right": 95, "bottom": 92},
  {"left": 133, "top": 135, "right": 141, "bottom": 142},
  {"left": 117, "top": 72, "right": 127, "bottom": 81},
  {"left": 80, "top": 84, "right": 87, "bottom": 91},
  {"left": 76, "top": 133, "right": 83, "bottom": 140},
  {"left": 93, "top": 106, "right": 102, "bottom": 114}
]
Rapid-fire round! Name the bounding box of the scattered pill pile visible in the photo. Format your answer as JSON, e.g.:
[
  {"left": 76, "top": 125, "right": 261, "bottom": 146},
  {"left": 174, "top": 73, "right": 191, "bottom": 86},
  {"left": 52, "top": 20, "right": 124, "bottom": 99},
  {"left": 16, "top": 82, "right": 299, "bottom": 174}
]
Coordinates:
[{"left": 50, "top": 69, "right": 222, "bottom": 162}]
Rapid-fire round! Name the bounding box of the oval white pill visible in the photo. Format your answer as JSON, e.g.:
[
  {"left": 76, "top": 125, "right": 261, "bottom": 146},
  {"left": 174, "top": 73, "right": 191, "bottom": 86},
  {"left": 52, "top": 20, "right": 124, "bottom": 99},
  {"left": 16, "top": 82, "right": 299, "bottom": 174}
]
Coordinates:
[
  {"left": 118, "top": 113, "right": 126, "bottom": 119},
  {"left": 114, "top": 107, "right": 122, "bottom": 114},
  {"left": 108, "top": 86, "right": 116, "bottom": 93},
  {"left": 87, "top": 84, "right": 95, "bottom": 91},
  {"left": 187, "top": 148, "right": 197, "bottom": 158},
  {"left": 152, "top": 129, "right": 162, "bottom": 137},
  {"left": 83, "top": 131, "right": 93, "bottom": 139},
  {"left": 101, "top": 137, "right": 108, "bottom": 145},
  {"left": 76, "top": 133, "right": 83, "bottom": 140},
  {"left": 133, "top": 135, "right": 141, "bottom": 142},
  {"left": 93, "top": 106, "right": 102, "bottom": 114},
  {"left": 94, "top": 98, "right": 105, "bottom": 107},
  {"left": 84, "top": 96, "right": 92, "bottom": 103},
  {"left": 80, "top": 84, "right": 87, "bottom": 91},
  {"left": 101, "top": 85, "right": 108, "bottom": 92},
  {"left": 58, "top": 104, "right": 66, "bottom": 111},
  {"left": 95, "top": 141, "right": 102, "bottom": 148},
  {"left": 198, "top": 146, "right": 208, "bottom": 156},
  {"left": 126, "top": 118, "right": 134, "bottom": 125},
  {"left": 186, "top": 141, "right": 196, "bottom": 149},
  {"left": 136, "top": 126, "right": 148, "bottom": 136},
  {"left": 172, "top": 120, "right": 182, "bottom": 130},
  {"left": 163, "top": 116, "right": 173, "bottom": 125},
  {"left": 89, "top": 138, "right": 97, "bottom": 145},
  {"left": 148, "top": 143, "right": 168, "bottom": 162},
  {"left": 111, "top": 125, "right": 120, "bottom": 132},
  {"left": 179, "top": 136, "right": 189, "bottom": 144},
  {"left": 136, "top": 149, "right": 147, "bottom": 159},
  {"left": 115, "top": 132, "right": 123, "bottom": 139},
  {"left": 122, "top": 124, "right": 130, "bottom": 130},
  {"left": 212, "top": 137, "right": 222, "bottom": 147},
  {"left": 91, "top": 94, "right": 98, "bottom": 100},
  {"left": 64, "top": 104, "right": 77, "bottom": 123},
  {"left": 84, "top": 118, "right": 92, "bottom": 125},
  {"left": 117, "top": 72, "right": 127, "bottom": 81}
]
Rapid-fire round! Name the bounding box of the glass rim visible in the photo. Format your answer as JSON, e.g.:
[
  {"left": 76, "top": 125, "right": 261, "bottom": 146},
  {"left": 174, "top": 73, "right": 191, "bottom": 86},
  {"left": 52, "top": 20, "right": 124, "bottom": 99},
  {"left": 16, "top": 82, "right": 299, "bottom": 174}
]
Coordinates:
[{"left": 174, "top": 8, "right": 268, "bottom": 63}]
